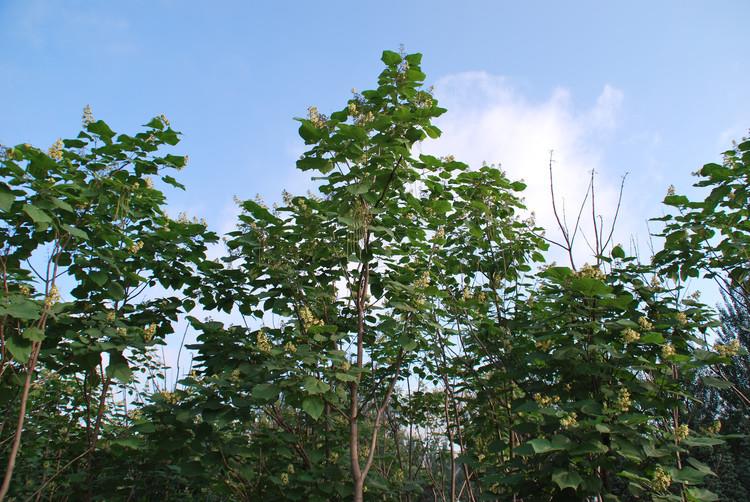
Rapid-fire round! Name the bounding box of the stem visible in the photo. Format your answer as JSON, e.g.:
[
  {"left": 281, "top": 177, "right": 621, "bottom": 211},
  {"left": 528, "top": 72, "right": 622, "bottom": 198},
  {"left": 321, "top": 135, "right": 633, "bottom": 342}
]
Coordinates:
[{"left": 0, "top": 342, "right": 41, "bottom": 500}]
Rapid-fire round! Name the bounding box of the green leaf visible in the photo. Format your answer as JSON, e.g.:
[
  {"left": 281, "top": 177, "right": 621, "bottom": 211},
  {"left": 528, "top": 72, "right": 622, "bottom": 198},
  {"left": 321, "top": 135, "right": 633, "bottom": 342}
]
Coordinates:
[
  {"left": 241, "top": 199, "right": 279, "bottom": 224},
  {"left": 346, "top": 182, "right": 371, "bottom": 195},
  {"left": 670, "top": 466, "right": 708, "bottom": 485},
  {"left": 162, "top": 175, "right": 185, "bottom": 190},
  {"left": 298, "top": 121, "right": 323, "bottom": 144},
  {"left": 510, "top": 181, "right": 527, "bottom": 191},
  {"left": 407, "top": 68, "right": 427, "bottom": 82},
  {"left": 570, "top": 439, "right": 608, "bottom": 455},
  {"left": 145, "top": 117, "right": 165, "bottom": 130},
  {"left": 6, "top": 333, "right": 33, "bottom": 362},
  {"left": 570, "top": 276, "right": 611, "bottom": 296},
  {"left": 550, "top": 434, "right": 573, "bottom": 450},
  {"left": 685, "top": 487, "right": 719, "bottom": 501},
  {"left": 302, "top": 376, "right": 330, "bottom": 395},
  {"left": 616, "top": 319, "right": 639, "bottom": 329},
  {"left": 23, "top": 204, "right": 52, "bottom": 224},
  {"left": 107, "top": 281, "right": 126, "bottom": 300},
  {"left": 699, "top": 162, "right": 731, "bottom": 179},
  {"left": 423, "top": 125, "right": 441, "bottom": 139},
  {"left": 551, "top": 469, "right": 583, "bottom": 491},
  {"left": 405, "top": 53, "right": 422, "bottom": 65},
  {"left": 90, "top": 271, "right": 108, "bottom": 287},
  {"left": 612, "top": 245, "right": 626, "bottom": 259},
  {"left": 618, "top": 470, "right": 651, "bottom": 484},
  {"left": 160, "top": 129, "right": 180, "bottom": 145},
  {"left": 109, "top": 438, "right": 142, "bottom": 449},
  {"left": 302, "top": 396, "right": 324, "bottom": 420},
  {"left": 62, "top": 224, "right": 89, "bottom": 240},
  {"left": 252, "top": 383, "right": 280, "bottom": 401},
  {"left": 175, "top": 409, "right": 194, "bottom": 423},
  {"left": 612, "top": 438, "right": 644, "bottom": 461},
  {"left": 88, "top": 120, "right": 116, "bottom": 143},
  {"left": 164, "top": 154, "right": 188, "bottom": 168},
  {"left": 50, "top": 197, "right": 74, "bottom": 213},
  {"left": 528, "top": 438, "right": 554, "bottom": 453},
  {"left": 381, "top": 50, "right": 402, "bottom": 66},
  {"left": 334, "top": 372, "right": 357, "bottom": 382},
  {"left": 701, "top": 375, "right": 733, "bottom": 389},
  {"left": 663, "top": 194, "right": 690, "bottom": 206},
  {"left": 0, "top": 296, "right": 41, "bottom": 320},
  {"left": 640, "top": 332, "right": 666, "bottom": 344},
  {"left": 541, "top": 266, "right": 573, "bottom": 282},
  {"left": 297, "top": 156, "right": 331, "bottom": 172},
  {"left": 22, "top": 326, "right": 45, "bottom": 342},
  {"left": 686, "top": 457, "right": 716, "bottom": 477},
  {"left": 682, "top": 436, "right": 724, "bottom": 447},
  {"left": 432, "top": 200, "right": 452, "bottom": 213},
  {"left": 106, "top": 351, "right": 132, "bottom": 382},
  {"left": 63, "top": 139, "right": 87, "bottom": 148},
  {"left": 0, "top": 190, "right": 14, "bottom": 211},
  {"left": 398, "top": 334, "right": 417, "bottom": 351},
  {"left": 643, "top": 443, "right": 670, "bottom": 458}
]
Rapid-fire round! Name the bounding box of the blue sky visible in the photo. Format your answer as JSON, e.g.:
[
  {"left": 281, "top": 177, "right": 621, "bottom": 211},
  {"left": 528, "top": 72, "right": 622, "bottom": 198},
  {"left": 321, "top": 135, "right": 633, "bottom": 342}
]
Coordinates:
[
  {"left": 2, "top": 1, "right": 748, "bottom": 381},
  {"left": 2, "top": 1, "right": 748, "bottom": 232}
]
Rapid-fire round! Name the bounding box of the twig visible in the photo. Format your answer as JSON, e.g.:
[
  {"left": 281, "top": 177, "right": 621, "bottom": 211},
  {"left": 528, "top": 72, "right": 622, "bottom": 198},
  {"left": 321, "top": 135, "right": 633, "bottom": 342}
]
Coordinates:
[{"left": 24, "top": 447, "right": 95, "bottom": 502}]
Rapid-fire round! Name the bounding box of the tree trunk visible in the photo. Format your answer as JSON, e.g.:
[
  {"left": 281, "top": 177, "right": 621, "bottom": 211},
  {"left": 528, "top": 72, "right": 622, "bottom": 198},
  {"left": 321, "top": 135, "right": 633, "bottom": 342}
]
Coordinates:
[{"left": 353, "top": 477, "right": 364, "bottom": 502}]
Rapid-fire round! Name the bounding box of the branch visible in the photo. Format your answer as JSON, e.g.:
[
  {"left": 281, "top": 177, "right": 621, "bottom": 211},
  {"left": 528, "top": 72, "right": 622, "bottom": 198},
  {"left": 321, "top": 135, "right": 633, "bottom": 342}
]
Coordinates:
[
  {"left": 375, "top": 155, "right": 404, "bottom": 209},
  {"left": 23, "top": 446, "right": 96, "bottom": 502},
  {"left": 590, "top": 169, "right": 601, "bottom": 259},
  {"left": 548, "top": 152, "right": 577, "bottom": 269},
  {"left": 362, "top": 349, "right": 404, "bottom": 479}
]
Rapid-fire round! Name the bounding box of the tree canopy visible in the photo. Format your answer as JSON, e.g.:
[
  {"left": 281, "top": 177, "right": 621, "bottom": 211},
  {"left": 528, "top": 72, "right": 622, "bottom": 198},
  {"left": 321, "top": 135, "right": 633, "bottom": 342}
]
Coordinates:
[{"left": 0, "top": 50, "right": 747, "bottom": 502}]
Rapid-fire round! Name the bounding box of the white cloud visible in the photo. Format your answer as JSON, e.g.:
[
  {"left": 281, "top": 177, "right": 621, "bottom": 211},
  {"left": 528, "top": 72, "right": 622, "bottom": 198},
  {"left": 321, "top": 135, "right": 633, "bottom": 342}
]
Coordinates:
[{"left": 422, "top": 71, "right": 627, "bottom": 265}]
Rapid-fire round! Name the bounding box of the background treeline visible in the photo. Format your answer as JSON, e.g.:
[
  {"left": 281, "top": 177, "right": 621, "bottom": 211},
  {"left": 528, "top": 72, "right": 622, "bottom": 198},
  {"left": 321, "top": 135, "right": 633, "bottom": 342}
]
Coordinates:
[{"left": 0, "top": 51, "right": 748, "bottom": 501}]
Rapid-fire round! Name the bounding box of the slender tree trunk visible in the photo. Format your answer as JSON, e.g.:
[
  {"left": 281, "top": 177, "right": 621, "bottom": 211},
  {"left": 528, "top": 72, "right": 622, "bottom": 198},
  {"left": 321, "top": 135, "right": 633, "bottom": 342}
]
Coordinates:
[
  {"left": 353, "top": 477, "right": 365, "bottom": 502},
  {"left": 350, "top": 243, "right": 368, "bottom": 501},
  {"left": 0, "top": 342, "right": 41, "bottom": 501},
  {"left": 1, "top": 240, "right": 64, "bottom": 500}
]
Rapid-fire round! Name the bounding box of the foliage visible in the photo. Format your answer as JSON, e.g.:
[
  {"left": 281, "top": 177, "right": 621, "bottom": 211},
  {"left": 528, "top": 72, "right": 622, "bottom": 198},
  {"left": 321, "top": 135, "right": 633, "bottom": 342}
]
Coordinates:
[
  {"left": 654, "top": 137, "right": 750, "bottom": 299},
  {"left": 654, "top": 135, "right": 750, "bottom": 500},
  {"left": 460, "top": 257, "right": 725, "bottom": 501},
  {"left": 0, "top": 113, "right": 217, "bottom": 499},
  {"left": 0, "top": 51, "right": 744, "bottom": 502}
]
